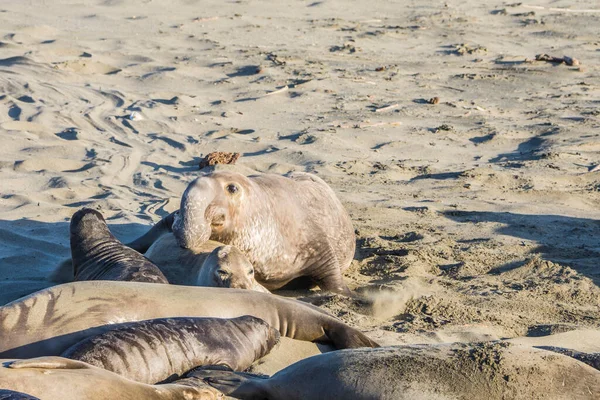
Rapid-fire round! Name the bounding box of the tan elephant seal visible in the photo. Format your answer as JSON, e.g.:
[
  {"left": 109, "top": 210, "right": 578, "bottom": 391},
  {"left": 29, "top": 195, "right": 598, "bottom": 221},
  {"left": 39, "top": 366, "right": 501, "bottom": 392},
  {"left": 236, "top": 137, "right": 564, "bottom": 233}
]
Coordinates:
[
  {"left": 70, "top": 208, "right": 168, "bottom": 284},
  {"left": 192, "top": 342, "right": 600, "bottom": 399},
  {"left": 0, "top": 281, "right": 378, "bottom": 359},
  {"left": 172, "top": 171, "right": 355, "bottom": 294},
  {"left": 197, "top": 245, "right": 269, "bottom": 292},
  {"left": 1, "top": 357, "right": 222, "bottom": 400},
  {"left": 61, "top": 315, "right": 279, "bottom": 384},
  {"left": 144, "top": 233, "right": 268, "bottom": 292}
]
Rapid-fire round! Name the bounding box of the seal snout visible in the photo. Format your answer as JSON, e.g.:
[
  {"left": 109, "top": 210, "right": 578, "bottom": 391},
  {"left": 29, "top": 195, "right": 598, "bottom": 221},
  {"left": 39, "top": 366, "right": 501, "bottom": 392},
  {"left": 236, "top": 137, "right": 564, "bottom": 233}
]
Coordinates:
[{"left": 70, "top": 208, "right": 107, "bottom": 236}]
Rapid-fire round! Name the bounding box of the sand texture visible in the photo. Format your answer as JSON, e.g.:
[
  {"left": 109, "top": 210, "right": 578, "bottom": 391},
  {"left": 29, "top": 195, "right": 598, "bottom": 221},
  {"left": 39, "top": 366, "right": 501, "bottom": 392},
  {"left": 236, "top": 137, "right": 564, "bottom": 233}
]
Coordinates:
[{"left": 0, "top": 0, "right": 599, "bottom": 396}]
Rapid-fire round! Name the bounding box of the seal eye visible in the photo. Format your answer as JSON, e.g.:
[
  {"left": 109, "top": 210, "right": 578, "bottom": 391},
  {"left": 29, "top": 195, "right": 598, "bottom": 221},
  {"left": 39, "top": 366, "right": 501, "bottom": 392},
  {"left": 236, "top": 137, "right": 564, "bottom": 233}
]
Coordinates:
[{"left": 226, "top": 183, "right": 239, "bottom": 194}]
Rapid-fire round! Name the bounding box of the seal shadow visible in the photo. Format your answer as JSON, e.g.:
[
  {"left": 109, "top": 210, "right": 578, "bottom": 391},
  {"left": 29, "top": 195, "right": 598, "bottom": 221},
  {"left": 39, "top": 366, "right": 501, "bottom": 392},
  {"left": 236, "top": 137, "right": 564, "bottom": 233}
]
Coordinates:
[{"left": 442, "top": 210, "right": 600, "bottom": 286}]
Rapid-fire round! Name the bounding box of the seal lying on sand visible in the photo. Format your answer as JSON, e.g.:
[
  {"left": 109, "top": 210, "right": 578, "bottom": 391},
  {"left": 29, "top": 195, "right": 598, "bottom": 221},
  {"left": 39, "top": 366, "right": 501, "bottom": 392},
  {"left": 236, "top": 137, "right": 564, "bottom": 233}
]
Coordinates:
[
  {"left": 1, "top": 357, "right": 222, "bottom": 400},
  {"left": 52, "top": 211, "right": 267, "bottom": 292},
  {"left": 145, "top": 233, "right": 268, "bottom": 292},
  {"left": 71, "top": 208, "right": 168, "bottom": 284},
  {"left": 0, "top": 281, "right": 378, "bottom": 359},
  {"left": 193, "top": 342, "right": 600, "bottom": 399},
  {"left": 172, "top": 171, "right": 356, "bottom": 294},
  {"left": 61, "top": 316, "right": 279, "bottom": 384}
]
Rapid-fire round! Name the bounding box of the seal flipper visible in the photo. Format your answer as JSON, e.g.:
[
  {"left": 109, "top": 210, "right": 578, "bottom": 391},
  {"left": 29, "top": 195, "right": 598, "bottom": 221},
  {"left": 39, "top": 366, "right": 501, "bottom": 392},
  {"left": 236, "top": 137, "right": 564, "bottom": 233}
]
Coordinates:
[
  {"left": 186, "top": 368, "right": 269, "bottom": 400},
  {"left": 324, "top": 323, "right": 380, "bottom": 349},
  {"left": 48, "top": 258, "right": 74, "bottom": 283},
  {"left": 7, "top": 357, "right": 90, "bottom": 370},
  {"left": 310, "top": 241, "right": 352, "bottom": 295},
  {"left": 126, "top": 211, "right": 177, "bottom": 253}
]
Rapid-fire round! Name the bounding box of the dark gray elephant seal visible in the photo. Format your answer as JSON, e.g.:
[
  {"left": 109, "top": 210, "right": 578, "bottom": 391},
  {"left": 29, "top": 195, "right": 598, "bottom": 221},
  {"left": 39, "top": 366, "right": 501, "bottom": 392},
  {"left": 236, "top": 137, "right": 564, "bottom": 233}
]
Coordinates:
[
  {"left": 0, "top": 281, "right": 378, "bottom": 359},
  {"left": 145, "top": 233, "right": 268, "bottom": 292},
  {"left": 192, "top": 342, "right": 600, "bottom": 399},
  {"left": 0, "top": 390, "right": 40, "bottom": 400},
  {"left": 172, "top": 171, "right": 355, "bottom": 294},
  {"left": 71, "top": 208, "right": 168, "bottom": 284},
  {"left": 1, "top": 357, "right": 222, "bottom": 400},
  {"left": 61, "top": 315, "right": 279, "bottom": 384}
]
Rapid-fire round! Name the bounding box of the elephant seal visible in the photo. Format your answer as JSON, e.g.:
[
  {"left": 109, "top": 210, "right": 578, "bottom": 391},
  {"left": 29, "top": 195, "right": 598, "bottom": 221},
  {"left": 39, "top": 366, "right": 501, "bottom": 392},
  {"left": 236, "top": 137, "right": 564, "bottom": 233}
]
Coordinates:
[
  {"left": 0, "top": 281, "right": 378, "bottom": 359},
  {"left": 172, "top": 171, "right": 355, "bottom": 294},
  {"left": 145, "top": 233, "right": 268, "bottom": 292},
  {"left": 61, "top": 315, "right": 279, "bottom": 384},
  {"left": 192, "top": 342, "right": 600, "bottom": 399},
  {"left": 70, "top": 208, "right": 168, "bottom": 284},
  {"left": 1, "top": 357, "right": 222, "bottom": 400},
  {"left": 197, "top": 245, "right": 269, "bottom": 292},
  {"left": 0, "top": 390, "right": 39, "bottom": 400}
]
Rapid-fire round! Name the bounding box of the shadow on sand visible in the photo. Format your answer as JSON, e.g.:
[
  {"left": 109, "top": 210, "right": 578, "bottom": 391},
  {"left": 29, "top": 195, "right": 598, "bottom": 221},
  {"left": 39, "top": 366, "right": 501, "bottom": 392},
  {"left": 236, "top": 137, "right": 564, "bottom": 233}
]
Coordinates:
[{"left": 443, "top": 210, "right": 600, "bottom": 284}]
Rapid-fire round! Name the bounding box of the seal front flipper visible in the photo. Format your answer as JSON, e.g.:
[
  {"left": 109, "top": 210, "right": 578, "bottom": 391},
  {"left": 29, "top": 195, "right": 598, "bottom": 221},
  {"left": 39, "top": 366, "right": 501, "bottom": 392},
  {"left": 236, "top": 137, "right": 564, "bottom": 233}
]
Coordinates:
[
  {"left": 309, "top": 241, "right": 352, "bottom": 295},
  {"left": 324, "top": 323, "right": 380, "bottom": 349},
  {"left": 7, "top": 357, "right": 90, "bottom": 370},
  {"left": 186, "top": 368, "right": 269, "bottom": 400},
  {"left": 126, "top": 211, "right": 177, "bottom": 253},
  {"left": 48, "top": 258, "right": 74, "bottom": 283},
  {"left": 157, "top": 380, "right": 224, "bottom": 400}
]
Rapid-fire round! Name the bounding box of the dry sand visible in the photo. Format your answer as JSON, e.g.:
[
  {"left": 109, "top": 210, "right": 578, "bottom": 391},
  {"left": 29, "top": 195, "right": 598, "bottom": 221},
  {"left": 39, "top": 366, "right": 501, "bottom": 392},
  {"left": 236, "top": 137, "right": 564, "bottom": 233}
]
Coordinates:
[{"left": 1, "top": 0, "right": 599, "bottom": 394}]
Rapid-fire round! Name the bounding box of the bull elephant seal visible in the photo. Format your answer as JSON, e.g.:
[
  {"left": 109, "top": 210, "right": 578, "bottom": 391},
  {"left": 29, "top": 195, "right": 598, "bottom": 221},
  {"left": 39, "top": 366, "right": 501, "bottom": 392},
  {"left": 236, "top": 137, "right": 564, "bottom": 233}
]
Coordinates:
[
  {"left": 70, "top": 208, "right": 168, "bottom": 284},
  {"left": 144, "top": 233, "right": 268, "bottom": 292},
  {"left": 61, "top": 316, "right": 279, "bottom": 384},
  {"left": 0, "top": 281, "right": 378, "bottom": 359},
  {"left": 192, "top": 343, "right": 600, "bottom": 399},
  {"left": 172, "top": 171, "right": 355, "bottom": 294},
  {"left": 0, "top": 390, "right": 39, "bottom": 400},
  {"left": 1, "top": 357, "right": 222, "bottom": 400}
]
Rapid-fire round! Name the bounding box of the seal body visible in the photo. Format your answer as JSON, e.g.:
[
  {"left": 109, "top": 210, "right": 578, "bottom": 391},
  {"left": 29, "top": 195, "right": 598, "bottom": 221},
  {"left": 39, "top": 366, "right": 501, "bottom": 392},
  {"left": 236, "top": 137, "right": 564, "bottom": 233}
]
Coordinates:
[
  {"left": 145, "top": 234, "right": 267, "bottom": 292},
  {"left": 70, "top": 208, "right": 168, "bottom": 284},
  {"left": 0, "top": 281, "right": 378, "bottom": 359},
  {"left": 172, "top": 171, "right": 355, "bottom": 294},
  {"left": 194, "top": 343, "right": 600, "bottom": 400},
  {"left": 0, "top": 357, "right": 221, "bottom": 400},
  {"left": 61, "top": 316, "right": 279, "bottom": 384}
]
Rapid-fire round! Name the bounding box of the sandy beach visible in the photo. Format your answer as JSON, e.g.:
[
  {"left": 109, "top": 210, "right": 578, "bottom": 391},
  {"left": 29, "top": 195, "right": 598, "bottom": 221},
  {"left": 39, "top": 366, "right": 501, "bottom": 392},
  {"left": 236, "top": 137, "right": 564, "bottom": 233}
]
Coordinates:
[{"left": 1, "top": 0, "right": 599, "bottom": 395}]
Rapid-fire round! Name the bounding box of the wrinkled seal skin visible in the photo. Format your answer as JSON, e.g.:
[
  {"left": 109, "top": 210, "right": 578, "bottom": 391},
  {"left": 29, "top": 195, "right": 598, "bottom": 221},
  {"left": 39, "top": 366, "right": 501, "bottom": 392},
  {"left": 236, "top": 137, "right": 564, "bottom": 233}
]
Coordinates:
[
  {"left": 193, "top": 343, "right": 600, "bottom": 400},
  {"left": 71, "top": 208, "right": 168, "bottom": 284},
  {"left": 0, "top": 281, "right": 378, "bottom": 359},
  {"left": 145, "top": 233, "right": 268, "bottom": 292},
  {"left": 0, "top": 390, "right": 40, "bottom": 400},
  {"left": 0, "top": 357, "right": 222, "bottom": 400},
  {"left": 61, "top": 316, "right": 279, "bottom": 384},
  {"left": 172, "top": 171, "right": 355, "bottom": 294}
]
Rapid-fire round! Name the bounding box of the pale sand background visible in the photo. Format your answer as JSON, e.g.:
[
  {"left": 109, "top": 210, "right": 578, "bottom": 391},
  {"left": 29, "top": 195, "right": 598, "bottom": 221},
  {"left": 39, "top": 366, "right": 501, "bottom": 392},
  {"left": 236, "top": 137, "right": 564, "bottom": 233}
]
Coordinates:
[{"left": 1, "top": 0, "right": 600, "bottom": 379}]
